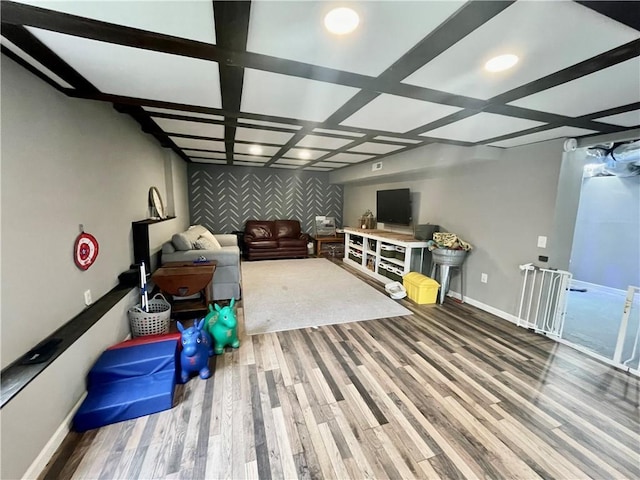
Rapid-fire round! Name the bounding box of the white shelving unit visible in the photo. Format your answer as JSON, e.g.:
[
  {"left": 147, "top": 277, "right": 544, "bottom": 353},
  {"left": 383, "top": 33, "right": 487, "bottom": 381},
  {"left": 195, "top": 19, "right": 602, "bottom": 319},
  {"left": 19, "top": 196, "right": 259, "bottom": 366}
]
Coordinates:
[{"left": 343, "top": 228, "right": 430, "bottom": 284}]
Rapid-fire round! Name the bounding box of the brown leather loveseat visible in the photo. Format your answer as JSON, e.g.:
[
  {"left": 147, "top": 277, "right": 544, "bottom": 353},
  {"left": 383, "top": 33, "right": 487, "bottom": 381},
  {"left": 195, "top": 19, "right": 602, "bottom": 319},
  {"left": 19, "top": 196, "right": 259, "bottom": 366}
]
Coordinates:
[{"left": 244, "top": 220, "right": 309, "bottom": 260}]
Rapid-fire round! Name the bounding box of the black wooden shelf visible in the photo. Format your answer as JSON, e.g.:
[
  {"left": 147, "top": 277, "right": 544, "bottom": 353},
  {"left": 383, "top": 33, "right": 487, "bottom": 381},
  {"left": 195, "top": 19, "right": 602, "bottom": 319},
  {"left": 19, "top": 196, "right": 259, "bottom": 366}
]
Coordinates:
[
  {"left": 132, "top": 216, "right": 176, "bottom": 270},
  {"left": 132, "top": 216, "right": 176, "bottom": 226},
  {"left": 0, "top": 284, "right": 134, "bottom": 408}
]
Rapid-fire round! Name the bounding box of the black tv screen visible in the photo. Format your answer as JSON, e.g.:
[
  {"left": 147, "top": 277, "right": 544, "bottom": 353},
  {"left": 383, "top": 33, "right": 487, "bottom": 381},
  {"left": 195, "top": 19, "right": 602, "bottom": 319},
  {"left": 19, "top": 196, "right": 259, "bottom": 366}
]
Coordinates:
[{"left": 376, "top": 188, "right": 411, "bottom": 225}]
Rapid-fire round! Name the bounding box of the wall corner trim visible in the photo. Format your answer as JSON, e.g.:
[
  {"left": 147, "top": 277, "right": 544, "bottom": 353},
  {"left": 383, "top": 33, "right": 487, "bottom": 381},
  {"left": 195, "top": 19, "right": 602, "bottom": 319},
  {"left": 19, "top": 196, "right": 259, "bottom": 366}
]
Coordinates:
[{"left": 21, "top": 393, "right": 87, "bottom": 480}]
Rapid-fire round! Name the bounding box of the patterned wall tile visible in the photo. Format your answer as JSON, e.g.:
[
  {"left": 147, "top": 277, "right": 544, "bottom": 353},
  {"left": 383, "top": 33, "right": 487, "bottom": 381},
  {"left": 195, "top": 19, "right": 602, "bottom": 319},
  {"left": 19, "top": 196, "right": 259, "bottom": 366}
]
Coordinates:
[{"left": 189, "top": 165, "right": 343, "bottom": 234}]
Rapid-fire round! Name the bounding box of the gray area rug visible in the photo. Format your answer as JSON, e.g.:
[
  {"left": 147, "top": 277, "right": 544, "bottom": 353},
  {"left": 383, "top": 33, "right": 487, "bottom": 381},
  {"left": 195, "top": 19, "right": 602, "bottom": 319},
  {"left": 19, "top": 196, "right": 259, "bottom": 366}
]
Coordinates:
[{"left": 241, "top": 258, "right": 411, "bottom": 335}]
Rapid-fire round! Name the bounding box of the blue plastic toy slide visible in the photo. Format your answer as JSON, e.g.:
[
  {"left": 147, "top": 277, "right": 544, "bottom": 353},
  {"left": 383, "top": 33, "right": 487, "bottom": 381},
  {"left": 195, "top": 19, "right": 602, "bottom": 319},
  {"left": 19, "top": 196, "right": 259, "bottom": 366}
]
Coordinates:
[{"left": 73, "top": 338, "right": 179, "bottom": 432}]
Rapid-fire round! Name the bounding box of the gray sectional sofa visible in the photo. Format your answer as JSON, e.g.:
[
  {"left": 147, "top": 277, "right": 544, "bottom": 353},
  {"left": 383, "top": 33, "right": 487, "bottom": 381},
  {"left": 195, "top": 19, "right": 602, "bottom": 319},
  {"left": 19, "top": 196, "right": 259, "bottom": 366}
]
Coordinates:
[{"left": 161, "top": 225, "right": 241, "bottom": 300}]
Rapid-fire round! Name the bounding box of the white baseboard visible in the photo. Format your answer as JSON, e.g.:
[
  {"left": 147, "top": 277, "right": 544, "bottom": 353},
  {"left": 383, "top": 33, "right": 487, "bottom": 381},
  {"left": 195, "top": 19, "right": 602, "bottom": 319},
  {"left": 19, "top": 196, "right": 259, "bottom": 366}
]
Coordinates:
[
  {"left": 446, "top": 290, "right": 519, "bottom": 324},
  {"left": 22, "top": 392, "right": 87, "bottom": 480},
  {"left": 22, "top": 334, "right": 131, "bottom": 480}
]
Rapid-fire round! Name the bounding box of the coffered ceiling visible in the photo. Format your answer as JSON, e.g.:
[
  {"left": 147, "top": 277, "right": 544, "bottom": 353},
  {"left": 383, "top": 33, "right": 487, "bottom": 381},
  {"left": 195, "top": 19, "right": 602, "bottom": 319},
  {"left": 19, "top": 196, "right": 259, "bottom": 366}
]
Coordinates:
[{"left": 2, "top": 1, "right": 639, "bottom": 171}]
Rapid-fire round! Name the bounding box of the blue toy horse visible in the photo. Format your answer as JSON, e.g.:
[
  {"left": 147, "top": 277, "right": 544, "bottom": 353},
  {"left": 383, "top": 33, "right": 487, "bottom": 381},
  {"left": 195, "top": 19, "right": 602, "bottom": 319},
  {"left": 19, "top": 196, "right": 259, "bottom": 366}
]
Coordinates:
[
  {"left": 207, "top": 298, "right": 240, "bottom": 354},
  {"left": 177, "top": 318, "right": 213, "bottom": 383}
]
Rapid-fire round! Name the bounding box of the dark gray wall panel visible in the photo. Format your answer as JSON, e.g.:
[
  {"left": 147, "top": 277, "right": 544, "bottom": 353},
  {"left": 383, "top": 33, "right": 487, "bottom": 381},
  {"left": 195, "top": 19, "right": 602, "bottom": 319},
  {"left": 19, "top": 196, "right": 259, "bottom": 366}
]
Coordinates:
[{"left": 188, "top": 165, "right": 343, "bottom": 234}]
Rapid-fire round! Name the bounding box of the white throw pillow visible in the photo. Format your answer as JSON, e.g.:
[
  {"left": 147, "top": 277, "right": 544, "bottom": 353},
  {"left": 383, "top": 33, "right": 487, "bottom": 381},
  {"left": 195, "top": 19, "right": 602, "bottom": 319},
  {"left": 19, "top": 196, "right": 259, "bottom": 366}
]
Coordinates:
[
  {"left": 194, "top": 234, "right": 221, "bottom": 250},
  {"left": 200, "top": 230, "right": 218, "bottom": 244}
]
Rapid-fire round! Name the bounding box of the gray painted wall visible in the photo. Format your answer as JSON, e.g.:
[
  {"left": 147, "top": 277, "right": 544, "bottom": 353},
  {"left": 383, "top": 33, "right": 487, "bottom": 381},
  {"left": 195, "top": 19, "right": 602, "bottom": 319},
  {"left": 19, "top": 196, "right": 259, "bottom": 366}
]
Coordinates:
[
  {"left": 1, "top": 55, "right": 189, "bottom": 479},
  {"left": 188, "top": 164, "right": 343, "bottom": 234},
  {"left": 570, "top": 175, "right": 640, "bottom": 290},
  {"left": 335, "top": 139, "right": 566, "bottom": 316},
  {"left": 549, "top": 148, "right": 588, "bottom": 271}
]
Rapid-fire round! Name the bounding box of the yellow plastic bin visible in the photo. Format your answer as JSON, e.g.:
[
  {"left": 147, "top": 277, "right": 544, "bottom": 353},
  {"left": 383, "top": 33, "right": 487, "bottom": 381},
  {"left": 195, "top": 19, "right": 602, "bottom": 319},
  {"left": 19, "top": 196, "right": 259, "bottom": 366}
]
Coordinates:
[{"left": 403, "top": 272, "right": 440, "bottom": 304}]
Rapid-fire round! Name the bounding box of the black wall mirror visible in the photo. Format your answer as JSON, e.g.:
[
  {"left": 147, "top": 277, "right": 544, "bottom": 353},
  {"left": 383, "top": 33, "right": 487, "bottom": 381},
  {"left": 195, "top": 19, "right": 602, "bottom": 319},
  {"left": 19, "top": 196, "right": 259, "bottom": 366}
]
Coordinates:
[{"left": 148, "top": 186, "right": 165, "bottom": 219}]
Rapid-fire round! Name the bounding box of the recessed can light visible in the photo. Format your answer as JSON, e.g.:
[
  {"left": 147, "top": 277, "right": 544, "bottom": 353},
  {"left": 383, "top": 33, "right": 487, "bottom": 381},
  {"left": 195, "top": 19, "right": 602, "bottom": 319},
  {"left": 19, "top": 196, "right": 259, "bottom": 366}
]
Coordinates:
[
  {"left": 248, "top": 145, "right": 263, "bottom": 155},
  {"left": 324, "top": 7, "right": 360, "bottom": 35},
  {"left": 485, "top": 54, "right": 519, "bottom": 72}
]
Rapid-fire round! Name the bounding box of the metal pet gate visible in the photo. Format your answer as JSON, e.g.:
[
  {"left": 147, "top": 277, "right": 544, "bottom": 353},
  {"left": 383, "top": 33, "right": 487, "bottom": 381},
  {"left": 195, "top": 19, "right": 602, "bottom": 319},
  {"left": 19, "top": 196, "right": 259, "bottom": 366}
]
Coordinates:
[
  {"left": 517, "top": 263, "right": 640, "bottom": 374},
  {"left": 613, "top": 285, "right": 640, "bottom": 371},
  {"left": 517, "top": 263, "right": 572, "bottom": 338}
]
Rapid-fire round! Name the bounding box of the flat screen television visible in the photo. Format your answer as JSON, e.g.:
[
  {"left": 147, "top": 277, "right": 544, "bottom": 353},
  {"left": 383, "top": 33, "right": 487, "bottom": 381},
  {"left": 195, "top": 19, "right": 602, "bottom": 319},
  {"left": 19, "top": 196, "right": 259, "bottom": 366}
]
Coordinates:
[{"left": 376, "top": 188, "right": 411, "bottom": 225}]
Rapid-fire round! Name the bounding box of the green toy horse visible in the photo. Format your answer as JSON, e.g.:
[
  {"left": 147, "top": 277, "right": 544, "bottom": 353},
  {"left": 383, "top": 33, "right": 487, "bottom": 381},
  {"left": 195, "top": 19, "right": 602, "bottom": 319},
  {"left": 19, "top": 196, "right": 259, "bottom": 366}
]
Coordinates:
[{"left": 205, "top": 298, "right": 239, "bottom": 354}]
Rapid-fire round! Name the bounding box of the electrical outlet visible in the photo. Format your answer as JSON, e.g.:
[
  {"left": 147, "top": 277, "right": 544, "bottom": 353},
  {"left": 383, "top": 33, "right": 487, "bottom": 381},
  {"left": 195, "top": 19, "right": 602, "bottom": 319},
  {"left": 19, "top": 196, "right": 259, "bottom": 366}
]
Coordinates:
[
  {"left": 537, "top": 235, "right": 547, "bottom": 248},
  {"left": 372, "top": 161, "right": 383, "bottom": 171},
  {"left": 84, "top": 289, "right": 92, "bottom": 306},
  {"left": 481, "top": 273, "right": 488, "bottom": 283}
]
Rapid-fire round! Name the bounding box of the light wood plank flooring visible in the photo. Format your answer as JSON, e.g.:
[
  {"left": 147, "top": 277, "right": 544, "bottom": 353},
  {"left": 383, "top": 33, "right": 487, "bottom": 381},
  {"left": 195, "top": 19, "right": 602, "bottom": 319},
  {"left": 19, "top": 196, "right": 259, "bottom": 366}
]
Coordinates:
[{"left": 39, "top": 261, "right": 640, "bottom": 479}]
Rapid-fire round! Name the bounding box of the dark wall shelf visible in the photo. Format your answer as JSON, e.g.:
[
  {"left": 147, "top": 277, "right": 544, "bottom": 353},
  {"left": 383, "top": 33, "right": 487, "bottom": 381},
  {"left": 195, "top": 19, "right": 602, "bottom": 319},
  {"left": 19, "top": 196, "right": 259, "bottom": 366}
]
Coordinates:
[
  {"left": 0, "top": 284, "right": 134, "bottom": 408},
  {"left": 132, "top": 216, "right": 176, "bottom": 269},
  {"left": 132, "top": 216, "right": 176, "bottom": 226}
]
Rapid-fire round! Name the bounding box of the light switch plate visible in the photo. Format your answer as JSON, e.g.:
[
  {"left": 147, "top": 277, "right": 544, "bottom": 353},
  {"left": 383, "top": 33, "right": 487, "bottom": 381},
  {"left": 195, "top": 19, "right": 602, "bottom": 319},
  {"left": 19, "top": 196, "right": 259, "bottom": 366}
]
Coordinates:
[{"left": 537, "top": 236, "right": 547, "bottom": 248}]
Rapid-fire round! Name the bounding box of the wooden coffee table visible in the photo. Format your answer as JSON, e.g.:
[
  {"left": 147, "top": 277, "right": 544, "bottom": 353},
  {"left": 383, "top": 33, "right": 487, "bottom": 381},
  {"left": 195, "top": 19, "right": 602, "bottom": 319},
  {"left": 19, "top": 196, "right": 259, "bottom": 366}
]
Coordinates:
[
  {"left": 313, "top": 234, "right": 345, "bottom": 257},
  {"left": 151, "top": 261, "right": 216, "bottom": 315}
]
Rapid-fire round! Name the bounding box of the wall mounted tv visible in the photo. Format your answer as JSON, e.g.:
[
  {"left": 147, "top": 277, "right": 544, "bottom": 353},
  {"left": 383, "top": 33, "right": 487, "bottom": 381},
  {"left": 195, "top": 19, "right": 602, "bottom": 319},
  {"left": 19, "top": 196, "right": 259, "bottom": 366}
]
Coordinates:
[{"left": 376, "top": 188, "right": 411, "bottom": 225}]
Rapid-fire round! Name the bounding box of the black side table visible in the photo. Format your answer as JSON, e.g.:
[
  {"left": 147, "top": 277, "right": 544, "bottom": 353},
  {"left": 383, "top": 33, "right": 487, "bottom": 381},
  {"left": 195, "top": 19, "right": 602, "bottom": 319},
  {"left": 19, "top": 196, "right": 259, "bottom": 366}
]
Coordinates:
[{"left": 231, "top": 230, "right": 246, "bottom": 258}]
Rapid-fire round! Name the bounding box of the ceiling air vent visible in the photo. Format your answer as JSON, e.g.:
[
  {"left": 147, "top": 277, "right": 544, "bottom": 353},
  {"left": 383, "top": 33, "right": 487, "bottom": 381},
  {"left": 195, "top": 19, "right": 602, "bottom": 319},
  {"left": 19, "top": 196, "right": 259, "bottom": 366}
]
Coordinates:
[{"left": 586, "top": 139, "right": 640, "bottom": 177}]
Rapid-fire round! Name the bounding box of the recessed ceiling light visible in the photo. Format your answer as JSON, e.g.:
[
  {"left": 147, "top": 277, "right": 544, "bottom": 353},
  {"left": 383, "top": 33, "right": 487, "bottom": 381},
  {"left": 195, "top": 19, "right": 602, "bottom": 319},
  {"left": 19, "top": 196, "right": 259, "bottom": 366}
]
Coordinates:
[
  {"left": 297, "top": 150, "right": 312, "bottom": 160},
  {"left": 484, "top": 54, "right": 519, "bottom": 72},
  {"left": 248, "top": 145, "right": 263, "bottom": 155},
  {"left": 324, "top": 7, "right": 360, "bottom": 35}
]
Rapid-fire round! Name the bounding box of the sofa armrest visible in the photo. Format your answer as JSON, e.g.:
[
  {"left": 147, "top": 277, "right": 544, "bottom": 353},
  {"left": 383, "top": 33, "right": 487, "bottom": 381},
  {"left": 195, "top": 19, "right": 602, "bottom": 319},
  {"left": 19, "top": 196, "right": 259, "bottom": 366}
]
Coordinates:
[
  {"left": 244, "top": 233, "right": 257, "bottom": 244},
  {"left": 162, "top": 241, "right": 176, "bottom": 254},
  {"left": 300, "top": 233, "right": 310, "bottom": 242},
  {"left": 215, "top": 234, "right": 238, "bottom": 247}
]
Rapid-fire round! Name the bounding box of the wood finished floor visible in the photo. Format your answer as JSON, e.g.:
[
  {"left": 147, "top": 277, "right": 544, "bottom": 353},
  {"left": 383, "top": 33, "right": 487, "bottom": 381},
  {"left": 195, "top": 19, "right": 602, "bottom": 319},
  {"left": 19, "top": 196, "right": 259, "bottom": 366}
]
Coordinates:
[{"left": 40, "top": 261, "right": 640, "bottom": 480}]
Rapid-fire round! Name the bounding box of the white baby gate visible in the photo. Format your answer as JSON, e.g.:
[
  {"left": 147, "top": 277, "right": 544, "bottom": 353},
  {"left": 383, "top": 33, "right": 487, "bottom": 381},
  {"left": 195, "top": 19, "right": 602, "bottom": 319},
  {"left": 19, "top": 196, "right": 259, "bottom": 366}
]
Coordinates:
[
  {"left": 517, "top": 264, "right": 572, "bottom": 338},
  {"left": 613, "top": 286, "right": 640, "bottom": 371},
  {"left": 518, "top": 264, "right": 640, "bottom": 374}
]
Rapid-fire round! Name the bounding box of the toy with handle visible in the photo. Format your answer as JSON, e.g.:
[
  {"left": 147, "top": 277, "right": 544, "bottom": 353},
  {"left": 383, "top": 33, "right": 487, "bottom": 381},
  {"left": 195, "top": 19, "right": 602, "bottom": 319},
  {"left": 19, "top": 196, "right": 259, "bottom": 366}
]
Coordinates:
[
  {"left": 209, "top": 298, "right": 240, "bottom": 354},
  {"left": 177, "top": 318, "right": 213, "bottom": 383}
]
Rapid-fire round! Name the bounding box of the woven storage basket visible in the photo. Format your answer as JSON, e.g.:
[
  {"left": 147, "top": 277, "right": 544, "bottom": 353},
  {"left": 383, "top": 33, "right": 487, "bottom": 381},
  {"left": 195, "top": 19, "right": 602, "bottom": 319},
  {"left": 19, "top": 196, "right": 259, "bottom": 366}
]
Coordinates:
[
  {"left": 387, "top": 266, "right": 403, "bottom": 283},
  {"left": 128, "top": 293, "right": 171, "bottom": 337},
  {"left": 380, "top": 245, "right": 395, "bottom": 258}
]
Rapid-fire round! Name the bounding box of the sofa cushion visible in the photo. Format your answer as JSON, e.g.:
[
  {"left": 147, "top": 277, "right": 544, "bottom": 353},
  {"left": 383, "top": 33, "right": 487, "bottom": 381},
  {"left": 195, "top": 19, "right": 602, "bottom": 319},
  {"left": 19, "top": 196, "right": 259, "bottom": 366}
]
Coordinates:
[
  {"left": 172, "top": 225, "right": 213, "bottom": 251},
  {"left": 162, "top": 242, "right": 176, "bottom": 254},
  {"left": 199, "top": 229, "right": 215, "bottom": 242},
  {"left": 275, "top": 220, "right": 301, "bottom": 239},
  {"left": 245, "top": 221, "right": 275, "bottom": 239},
  {"left": 162, "top": 246, "right": 239, "bottom": 267},
  {"left": 278, "top": 238, "right": 307, "bottom": 248},
  {"left": 249, "top": 240, "right": 278, "bottom": 249},
  {"left": 171, "top": 232, "right": 192, "bottom": 251},
  {"left": 195, "top": 235, "right": 221, "bottom": 250}
]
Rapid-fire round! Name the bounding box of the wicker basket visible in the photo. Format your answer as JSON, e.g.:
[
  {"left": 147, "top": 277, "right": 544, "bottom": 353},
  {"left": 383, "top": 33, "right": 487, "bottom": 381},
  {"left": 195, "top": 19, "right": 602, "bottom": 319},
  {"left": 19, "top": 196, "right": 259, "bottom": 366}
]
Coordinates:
[{"left": 128, "top": 293, "right": 171, "bottom": 337}]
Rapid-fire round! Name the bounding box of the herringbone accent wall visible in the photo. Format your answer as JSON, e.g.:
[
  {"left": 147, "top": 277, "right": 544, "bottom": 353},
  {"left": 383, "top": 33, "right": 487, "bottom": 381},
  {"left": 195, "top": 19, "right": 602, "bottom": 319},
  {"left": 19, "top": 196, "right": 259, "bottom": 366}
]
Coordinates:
[{"left": 189, "top": 165, "right": 343, "bottom": 234}]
